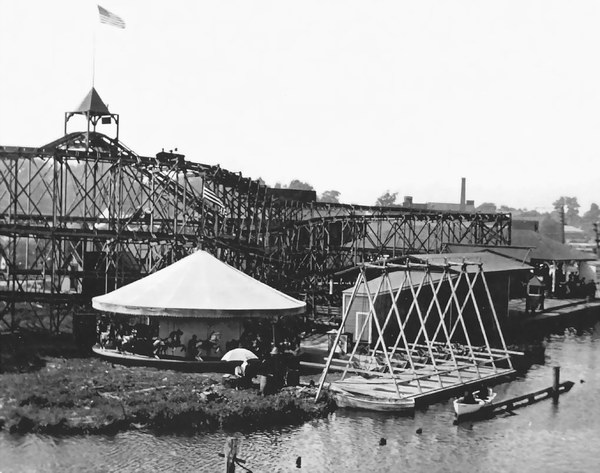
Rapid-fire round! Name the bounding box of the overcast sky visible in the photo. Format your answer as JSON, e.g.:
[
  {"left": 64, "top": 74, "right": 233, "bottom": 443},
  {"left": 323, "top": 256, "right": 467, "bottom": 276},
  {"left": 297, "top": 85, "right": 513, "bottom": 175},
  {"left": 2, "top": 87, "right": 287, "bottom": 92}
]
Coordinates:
[{"left": 1, "top": 1, "right": 599, "bottom": 212}]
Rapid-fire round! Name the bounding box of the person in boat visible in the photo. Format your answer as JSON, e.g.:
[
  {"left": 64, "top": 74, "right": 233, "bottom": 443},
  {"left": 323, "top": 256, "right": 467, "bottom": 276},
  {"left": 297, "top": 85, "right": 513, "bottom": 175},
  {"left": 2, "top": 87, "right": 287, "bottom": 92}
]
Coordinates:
[
  {"left": 461, "top": 390, "right": 478, "bottom": 404},
  {"left": 475, "top": 385, "right": 491, "bottom": 401}
]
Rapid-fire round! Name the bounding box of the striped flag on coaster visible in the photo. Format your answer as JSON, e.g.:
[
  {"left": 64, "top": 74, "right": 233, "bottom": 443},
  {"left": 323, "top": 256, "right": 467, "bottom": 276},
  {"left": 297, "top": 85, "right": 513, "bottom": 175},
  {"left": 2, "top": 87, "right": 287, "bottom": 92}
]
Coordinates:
[
  {"left": 98, "top": 5, "right": 126, "bottom": 29},
  {"left": 202, "top": 184, "right": 225, "bottom": 209}
]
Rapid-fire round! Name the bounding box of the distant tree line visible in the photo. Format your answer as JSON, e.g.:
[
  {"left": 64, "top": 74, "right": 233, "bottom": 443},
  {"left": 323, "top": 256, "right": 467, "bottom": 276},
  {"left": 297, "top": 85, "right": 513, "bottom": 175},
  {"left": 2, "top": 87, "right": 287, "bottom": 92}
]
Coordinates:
[
  {"left": 259, "top": 177, "right": 341, "bottom": 204},
  {"left": 477, "top": 196, "right": 600, "bottom": 242},
  {"left": 368, "top": 190, "right": 600, "bottom": 242}
]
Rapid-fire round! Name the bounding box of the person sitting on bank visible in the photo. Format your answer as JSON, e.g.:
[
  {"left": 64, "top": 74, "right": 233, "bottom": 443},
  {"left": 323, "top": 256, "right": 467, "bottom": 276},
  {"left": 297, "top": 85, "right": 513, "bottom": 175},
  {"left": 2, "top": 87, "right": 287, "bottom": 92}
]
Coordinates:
[
  {"left": 235, "top": 359, "right": 247, "bottom": 378},
  {"left": 234, "top": 359, "right": 256, "bottom": 389}
]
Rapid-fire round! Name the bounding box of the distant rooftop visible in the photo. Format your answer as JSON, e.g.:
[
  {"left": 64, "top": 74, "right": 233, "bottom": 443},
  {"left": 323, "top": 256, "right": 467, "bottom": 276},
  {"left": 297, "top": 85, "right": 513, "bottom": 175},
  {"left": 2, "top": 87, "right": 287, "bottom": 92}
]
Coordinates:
[
  {"left": 343, "top": 250, "right": 531, "bottom": 295},
  {"left": 446, "top": 229, "right": 595, "bottom": 262}
]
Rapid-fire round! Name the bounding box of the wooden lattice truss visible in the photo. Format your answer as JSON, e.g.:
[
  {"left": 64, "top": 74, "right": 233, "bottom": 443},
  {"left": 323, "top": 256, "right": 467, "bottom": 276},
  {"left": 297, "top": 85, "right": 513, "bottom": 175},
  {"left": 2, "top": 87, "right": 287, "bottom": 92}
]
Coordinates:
[
  {"left": 0, "top": 125, "right": 511, "bottom": 331},
  {"left": 316, "top": 258, "right": 516, "bottom": 403}
]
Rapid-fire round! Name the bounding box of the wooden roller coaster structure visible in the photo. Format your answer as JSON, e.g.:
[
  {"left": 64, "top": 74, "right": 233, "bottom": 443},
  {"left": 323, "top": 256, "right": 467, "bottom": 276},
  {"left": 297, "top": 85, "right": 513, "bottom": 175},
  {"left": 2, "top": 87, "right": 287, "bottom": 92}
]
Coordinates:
[{"left": 0, "top": 89, "right": 511, "bottom": 332}]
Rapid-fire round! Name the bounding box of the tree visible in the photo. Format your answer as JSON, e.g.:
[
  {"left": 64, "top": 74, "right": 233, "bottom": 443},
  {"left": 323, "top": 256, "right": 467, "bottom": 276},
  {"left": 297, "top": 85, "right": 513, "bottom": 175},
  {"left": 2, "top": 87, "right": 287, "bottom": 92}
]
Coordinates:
[
  {"left": 553, "top": 196, "right": 580, "bottom": 225},
  {"left": 519, "top": 209, "right": 541, "bottom": 217},
  {"left": 375, "top": 191, "right": 398, "bottom": 207},
  {"left": 256, "top": 177, "right": 266, "bottom": 186},
  {"left": 582, "top": 203, "right": 600, "bottom": 224},
  {"left": 539, "top": 214, "right": 563, "bottom": 242},
  {"left": 476, "top": 202, "right": 497, "bottom": 213},
  {"left": 287, "top": 179, "right": 314, "bottom": 191},
  {"left": 319, "top": 190, "right": 341, "bottom": 204},
  {"left": 580, "top": 203, "right": 600, "bottom": 239}
]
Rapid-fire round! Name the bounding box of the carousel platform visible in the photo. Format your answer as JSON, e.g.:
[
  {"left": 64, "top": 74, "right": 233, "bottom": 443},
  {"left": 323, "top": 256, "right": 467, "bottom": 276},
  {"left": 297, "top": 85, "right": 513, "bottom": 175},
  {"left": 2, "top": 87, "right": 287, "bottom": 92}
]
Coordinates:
[{"left": 92, "top": 346, "right": 240, "bottom": 373}]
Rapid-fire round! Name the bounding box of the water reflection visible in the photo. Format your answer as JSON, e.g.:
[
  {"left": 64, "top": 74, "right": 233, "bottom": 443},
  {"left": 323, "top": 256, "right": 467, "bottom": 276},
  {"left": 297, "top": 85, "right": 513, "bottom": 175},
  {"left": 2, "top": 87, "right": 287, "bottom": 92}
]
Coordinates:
[{"left": 2, "top": 321, "right": 600, "bottom": 472}]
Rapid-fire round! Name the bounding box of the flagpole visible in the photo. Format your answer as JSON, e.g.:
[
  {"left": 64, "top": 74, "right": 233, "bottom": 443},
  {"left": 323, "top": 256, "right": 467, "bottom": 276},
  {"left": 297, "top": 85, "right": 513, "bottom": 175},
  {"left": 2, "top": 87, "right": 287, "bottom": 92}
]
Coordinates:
[
  {"left": 92, "top": 28, "right": 96, "bottom": 88},
  {"left": 92, "top": 0, "right": 98, "bottom": 89}
]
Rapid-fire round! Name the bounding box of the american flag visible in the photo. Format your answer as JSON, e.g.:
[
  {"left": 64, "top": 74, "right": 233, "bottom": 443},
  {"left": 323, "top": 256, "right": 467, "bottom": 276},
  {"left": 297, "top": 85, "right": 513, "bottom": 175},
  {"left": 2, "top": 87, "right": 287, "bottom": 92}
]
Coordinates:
[
  {"left": 98, "top": 5, "right": 126, "bottom": 29},
  {"left": 202, "top": 182, "right": 228, "bottom": 215}
]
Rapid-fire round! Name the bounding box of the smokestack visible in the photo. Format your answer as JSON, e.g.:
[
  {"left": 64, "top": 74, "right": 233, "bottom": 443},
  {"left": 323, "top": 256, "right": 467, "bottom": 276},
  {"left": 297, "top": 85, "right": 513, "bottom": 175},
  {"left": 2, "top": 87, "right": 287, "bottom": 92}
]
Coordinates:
[{"left": 460, "top": 177, "right": 466, "bottom": 212}]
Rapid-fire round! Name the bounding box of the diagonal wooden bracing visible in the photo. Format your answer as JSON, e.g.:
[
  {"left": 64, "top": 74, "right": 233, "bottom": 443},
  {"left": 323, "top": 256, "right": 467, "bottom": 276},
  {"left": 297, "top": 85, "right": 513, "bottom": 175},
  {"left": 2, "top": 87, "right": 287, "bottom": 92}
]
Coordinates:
[
  {"left": 316, "top": 258, "right": 514, "bottom": 403},
  {"left": 1, "top": 125, "right": 511, "bottom": 332}
]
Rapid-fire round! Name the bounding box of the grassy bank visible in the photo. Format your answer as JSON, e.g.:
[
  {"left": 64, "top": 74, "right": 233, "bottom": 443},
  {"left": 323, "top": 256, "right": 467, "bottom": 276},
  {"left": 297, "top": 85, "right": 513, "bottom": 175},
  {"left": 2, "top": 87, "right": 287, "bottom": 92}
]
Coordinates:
[{"left": 0, "top": 356, "right": 335, "bottom": 435}]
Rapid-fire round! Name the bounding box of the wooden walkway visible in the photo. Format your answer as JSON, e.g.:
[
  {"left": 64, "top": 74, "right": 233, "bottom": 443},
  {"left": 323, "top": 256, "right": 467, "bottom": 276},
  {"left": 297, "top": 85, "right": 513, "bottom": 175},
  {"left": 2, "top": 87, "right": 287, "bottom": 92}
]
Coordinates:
[
  {"left": 508, "top": 298, "right": 600, "bottom": 322},
  {"left": 489, "top": 381, "right": 574, "bottom": 416}
]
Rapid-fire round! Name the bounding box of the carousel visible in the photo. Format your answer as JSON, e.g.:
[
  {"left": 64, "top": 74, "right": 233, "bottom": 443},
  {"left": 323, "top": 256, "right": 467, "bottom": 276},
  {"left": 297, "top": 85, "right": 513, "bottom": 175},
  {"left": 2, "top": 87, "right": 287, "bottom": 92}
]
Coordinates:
[{"left": 91, "top": 250, "right": 306, "bottom": 372}]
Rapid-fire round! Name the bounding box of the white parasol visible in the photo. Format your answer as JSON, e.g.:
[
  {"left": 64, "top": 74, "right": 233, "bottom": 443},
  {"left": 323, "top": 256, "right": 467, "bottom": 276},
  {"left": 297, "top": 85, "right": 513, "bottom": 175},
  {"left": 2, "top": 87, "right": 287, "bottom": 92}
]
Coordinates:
[{"left": 221, "top": 348, "right": 259, "bottom": 362}]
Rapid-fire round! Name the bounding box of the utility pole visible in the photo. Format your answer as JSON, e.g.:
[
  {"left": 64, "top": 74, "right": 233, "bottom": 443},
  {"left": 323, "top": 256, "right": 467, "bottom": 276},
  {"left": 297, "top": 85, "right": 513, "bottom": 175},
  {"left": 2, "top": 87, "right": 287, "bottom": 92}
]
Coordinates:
[
  {"left": 593, "top": 222, "right": 599, "bottom": 256},
  {"left": 559, "top": 205, "right": 566, "bottom": 244}
]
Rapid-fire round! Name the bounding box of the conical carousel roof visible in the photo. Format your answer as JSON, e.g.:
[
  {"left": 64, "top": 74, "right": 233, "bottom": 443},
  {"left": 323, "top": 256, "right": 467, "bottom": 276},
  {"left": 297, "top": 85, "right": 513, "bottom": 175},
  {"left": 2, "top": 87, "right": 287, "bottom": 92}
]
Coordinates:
[{"left": 92, "top": 250, "right": 306, "bottom": 318}]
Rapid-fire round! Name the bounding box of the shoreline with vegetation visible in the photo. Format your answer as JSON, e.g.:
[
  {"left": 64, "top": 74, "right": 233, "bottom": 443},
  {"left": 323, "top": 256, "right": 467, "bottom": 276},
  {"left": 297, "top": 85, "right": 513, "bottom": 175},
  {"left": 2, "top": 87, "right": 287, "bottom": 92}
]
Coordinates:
[{"left": 0, "top": 336, "right": 335, "bottom": 436}]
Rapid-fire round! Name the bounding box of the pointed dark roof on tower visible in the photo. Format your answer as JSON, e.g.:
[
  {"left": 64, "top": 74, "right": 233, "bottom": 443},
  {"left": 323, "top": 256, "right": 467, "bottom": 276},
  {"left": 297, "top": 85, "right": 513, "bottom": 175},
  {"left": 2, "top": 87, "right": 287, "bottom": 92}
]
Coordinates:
[{"left": 74, "top": 88, "right": 110, "bottom": 115}]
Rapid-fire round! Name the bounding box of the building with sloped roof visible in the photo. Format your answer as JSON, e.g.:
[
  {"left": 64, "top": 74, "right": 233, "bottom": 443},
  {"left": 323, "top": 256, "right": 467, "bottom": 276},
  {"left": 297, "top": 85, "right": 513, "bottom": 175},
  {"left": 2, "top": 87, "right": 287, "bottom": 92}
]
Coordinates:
[
  {"left": 444, "top": 229, "right": 598, "bottom": 297},
  {"left": 341, "top": 251, "right": 532, "bottom": 346}
]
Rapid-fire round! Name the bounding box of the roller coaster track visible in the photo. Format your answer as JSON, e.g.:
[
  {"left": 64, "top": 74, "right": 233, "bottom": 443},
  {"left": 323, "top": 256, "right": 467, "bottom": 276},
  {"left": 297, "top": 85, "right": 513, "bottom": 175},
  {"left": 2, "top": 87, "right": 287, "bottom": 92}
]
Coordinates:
[{"left": 0, "top": 131, "right": 511, "bottom": 331}]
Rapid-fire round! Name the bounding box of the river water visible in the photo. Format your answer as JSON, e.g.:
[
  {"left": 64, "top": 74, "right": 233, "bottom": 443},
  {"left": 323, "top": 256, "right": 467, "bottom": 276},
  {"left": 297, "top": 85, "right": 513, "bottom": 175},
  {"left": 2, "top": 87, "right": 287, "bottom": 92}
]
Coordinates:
[{"left": 2, "top": 320, "right": 599, "bottom": 473}]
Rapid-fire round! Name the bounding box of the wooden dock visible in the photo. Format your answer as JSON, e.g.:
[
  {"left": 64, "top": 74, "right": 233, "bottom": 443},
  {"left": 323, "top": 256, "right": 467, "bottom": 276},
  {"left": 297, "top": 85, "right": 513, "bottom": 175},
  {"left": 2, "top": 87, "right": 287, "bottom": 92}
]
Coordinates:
[
  {"left": 307, "top": 356, "right": 517, "bottom": 405},
  {"left": 454, "top": 368, "right": 574, "bottom": 423},
  {"left": 507, "top": 298, "right": 600, "bottom": 330},
  {"left": 488, "top": 381, "right": 575, "bottom": 416}
]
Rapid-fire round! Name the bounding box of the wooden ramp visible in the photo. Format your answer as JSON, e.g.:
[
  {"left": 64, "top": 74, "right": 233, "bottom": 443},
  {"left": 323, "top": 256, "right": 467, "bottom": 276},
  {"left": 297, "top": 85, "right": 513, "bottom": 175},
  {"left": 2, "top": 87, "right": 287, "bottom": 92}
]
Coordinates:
[{"left": 489, "top": 381, "right": 574, "bottom": 416}]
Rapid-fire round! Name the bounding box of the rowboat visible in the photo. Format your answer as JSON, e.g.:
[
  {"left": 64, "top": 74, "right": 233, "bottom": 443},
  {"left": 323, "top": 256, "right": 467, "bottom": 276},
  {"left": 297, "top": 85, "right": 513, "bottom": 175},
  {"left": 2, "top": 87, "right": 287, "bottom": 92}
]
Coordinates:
[
  {"left": 453, "top": 389, "right": 496, "bottom": 416},
  {"left": 328, "top": 376, "right": 416, "bottom": 413},
  {"left": 334, "top": 390, "right": 415, "bottom": 412}
]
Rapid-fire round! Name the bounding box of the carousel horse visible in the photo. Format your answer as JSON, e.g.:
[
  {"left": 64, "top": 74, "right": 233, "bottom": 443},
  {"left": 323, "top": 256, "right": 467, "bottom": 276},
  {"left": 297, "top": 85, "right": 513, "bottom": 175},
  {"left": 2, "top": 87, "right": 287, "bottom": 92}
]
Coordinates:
[
  {"left": 99, "top": 329, "right": 111, "bottom": 348},
  {"left": 153, "top": 329, "right": 186, "bottom": 356},
  {"left": 196, "top": 332, "right": 222, "bottom": 358}
]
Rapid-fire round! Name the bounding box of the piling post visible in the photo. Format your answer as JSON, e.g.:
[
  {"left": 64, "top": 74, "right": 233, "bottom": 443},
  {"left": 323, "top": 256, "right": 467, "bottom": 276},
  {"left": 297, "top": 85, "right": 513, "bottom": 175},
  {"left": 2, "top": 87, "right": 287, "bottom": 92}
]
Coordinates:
[
  {"left": 552, "top": 366, "right": 560, "bottom": 401},
  {"left": 223, "top": 437, "right": 239, "bottom": 473}
]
